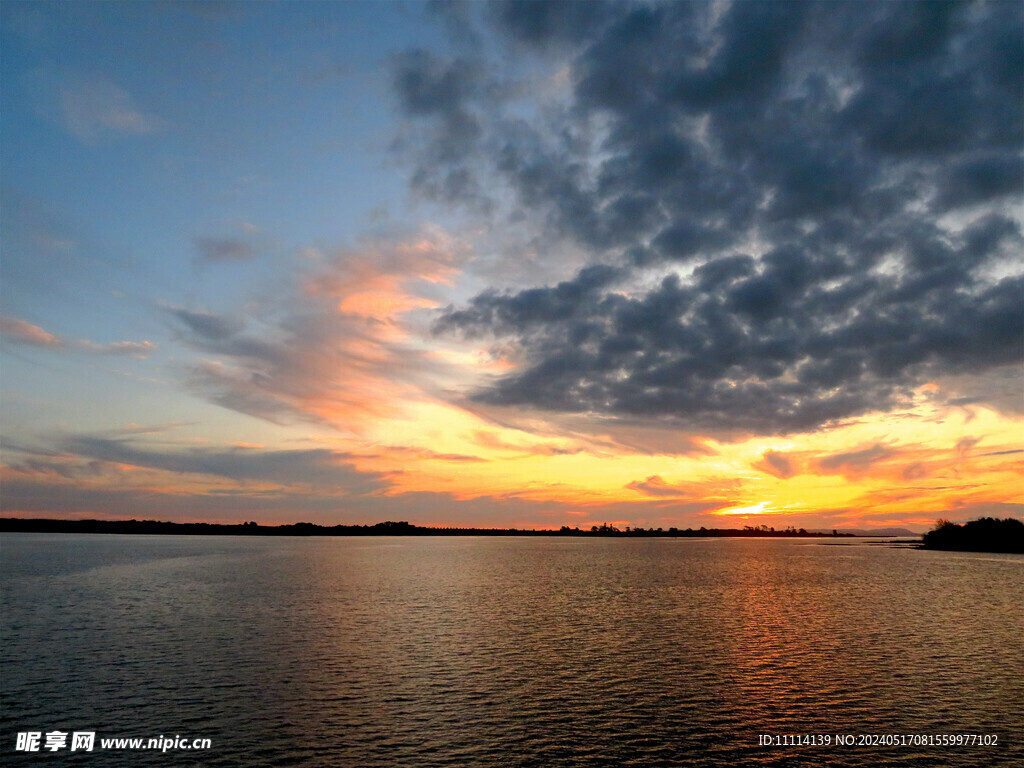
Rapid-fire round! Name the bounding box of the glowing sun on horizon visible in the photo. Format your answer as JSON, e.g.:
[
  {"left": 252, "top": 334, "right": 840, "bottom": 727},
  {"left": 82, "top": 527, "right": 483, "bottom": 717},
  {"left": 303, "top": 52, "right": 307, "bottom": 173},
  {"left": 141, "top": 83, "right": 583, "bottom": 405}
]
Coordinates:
[{"left": 719, "top": 501, "right": 771, "bottom": 516}]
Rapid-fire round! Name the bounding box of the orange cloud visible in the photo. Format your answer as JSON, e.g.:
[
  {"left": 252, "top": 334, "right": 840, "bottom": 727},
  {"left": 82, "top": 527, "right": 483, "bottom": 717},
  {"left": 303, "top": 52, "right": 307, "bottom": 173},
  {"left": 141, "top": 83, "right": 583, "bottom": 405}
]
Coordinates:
[
  {"left": 813, "top": 443, "right": 896, "bottom": 478},
  {"left": 626, "top": 474, "right": 744, "bottom": 503},
  {"left": 753, "top": 449, "right": 798, "bottom": 479},
  {"left": 169, "top": 227, "right": 480, "bottom": 434},
  {"left": 305, "top": 227, "right": 471, "bottom": 323}
]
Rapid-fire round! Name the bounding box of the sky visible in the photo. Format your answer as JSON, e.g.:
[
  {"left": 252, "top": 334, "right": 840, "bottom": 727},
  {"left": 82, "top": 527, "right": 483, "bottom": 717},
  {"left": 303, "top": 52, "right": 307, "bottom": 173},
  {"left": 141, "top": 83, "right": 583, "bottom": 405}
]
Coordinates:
[{"left": 1, "top": 0, "right": 1021, "bottom": 532}]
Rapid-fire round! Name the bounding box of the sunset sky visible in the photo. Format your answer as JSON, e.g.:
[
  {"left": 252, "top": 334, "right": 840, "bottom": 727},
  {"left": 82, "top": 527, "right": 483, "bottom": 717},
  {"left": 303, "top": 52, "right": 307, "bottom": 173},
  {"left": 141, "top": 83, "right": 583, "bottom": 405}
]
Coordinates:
[{"left": 2, "top": 1, "right": 1021, "bottom": 532}]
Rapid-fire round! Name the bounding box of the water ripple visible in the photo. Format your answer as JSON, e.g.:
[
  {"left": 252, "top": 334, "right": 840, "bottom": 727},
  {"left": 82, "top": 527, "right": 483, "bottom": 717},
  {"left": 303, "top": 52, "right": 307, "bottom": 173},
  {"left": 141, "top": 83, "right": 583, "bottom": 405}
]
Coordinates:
[{"left": 2, "top": 535, "right": 1022, "bottom": 766}]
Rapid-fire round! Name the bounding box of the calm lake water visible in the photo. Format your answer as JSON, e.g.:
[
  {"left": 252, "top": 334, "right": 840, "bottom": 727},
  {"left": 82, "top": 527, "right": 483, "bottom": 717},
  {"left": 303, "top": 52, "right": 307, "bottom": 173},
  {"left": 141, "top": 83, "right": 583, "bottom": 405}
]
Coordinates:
[{"left": 2, "top": 534, "right": 1022, "bottom": 766}]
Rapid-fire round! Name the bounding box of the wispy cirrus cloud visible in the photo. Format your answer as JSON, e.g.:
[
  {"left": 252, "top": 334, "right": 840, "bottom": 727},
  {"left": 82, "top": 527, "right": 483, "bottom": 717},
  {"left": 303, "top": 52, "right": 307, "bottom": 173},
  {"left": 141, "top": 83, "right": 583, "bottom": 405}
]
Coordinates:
[
  {"left": 33, "top": 70, "right": 164, "bottom": 143},
  {"left": 0, "top": 316, "right": 65, "bottom": 348},
  {"left": 58, "top": 434, "right": 393, "bottom": 492},
  {"left": 167, "top": 307, "right": 440, "bottom": 427},
  {"left": 76, "top": 339, "right": 157, "bottom": 357},
  {"left": 0, "top": 315, "right": 155, "bottom": 357},
  {"left": 3, "top": 430, "right": 394, "bottom": 495},
  {"left": 304, "top": 225, "right": 472, "bottom": 319},
  {"left": 625, "top": 475, "right": 688, "bottom": 498},
  {"left": 164, "top": 227, "right": 474, "bottom": 430},
  {"left": 354, "top": 445, "right": 487, "bottom": 463},
  {"left": 814, "top": 444, "right": 897, "bottom": 478},
  {"left": 625, "top": 474, "right": 743, "bottom": 502},
  {"left": 193, "top": 237, "right": 255, "bottom": 263}
]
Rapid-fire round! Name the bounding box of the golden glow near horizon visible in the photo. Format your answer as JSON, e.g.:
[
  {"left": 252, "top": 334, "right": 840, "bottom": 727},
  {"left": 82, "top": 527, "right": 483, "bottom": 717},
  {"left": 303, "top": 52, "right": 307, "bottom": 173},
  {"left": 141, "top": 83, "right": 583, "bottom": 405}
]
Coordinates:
[
  {"left": 3, "top": 302, "right": 1020, "bottom": 528},
  {"left": 296, "top": 367, "right": 1022, "bottom": 528},
  {"left": 249, "top": 232, "right": 1023, "bottom": 530},
  {"left": 3, "top": 233, "right": 1020, "bottom": 532},
  {"left": 2, "top": 2, "right": 1022, "bottom": 536}
]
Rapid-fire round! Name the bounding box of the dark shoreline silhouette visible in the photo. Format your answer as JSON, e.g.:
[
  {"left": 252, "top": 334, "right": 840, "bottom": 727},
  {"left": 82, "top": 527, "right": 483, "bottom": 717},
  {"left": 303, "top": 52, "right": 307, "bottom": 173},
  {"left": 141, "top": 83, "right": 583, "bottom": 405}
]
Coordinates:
[
  {"left": 921, "top": 517, "right": 1024, "bottom": 554},
  {"left": 0, "top": 517, "right": 860, "bottom": 538}
]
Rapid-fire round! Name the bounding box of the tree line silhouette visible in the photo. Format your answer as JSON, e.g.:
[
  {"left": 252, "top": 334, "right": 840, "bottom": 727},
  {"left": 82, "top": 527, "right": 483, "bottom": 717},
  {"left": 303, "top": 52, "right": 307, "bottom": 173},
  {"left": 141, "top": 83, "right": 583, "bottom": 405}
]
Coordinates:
[
  {"left": 922, "top": 517, "right": 1024, "bottom": 553},
  {"left": 0, "top": 518, "right": 853, "bottom": 538}
]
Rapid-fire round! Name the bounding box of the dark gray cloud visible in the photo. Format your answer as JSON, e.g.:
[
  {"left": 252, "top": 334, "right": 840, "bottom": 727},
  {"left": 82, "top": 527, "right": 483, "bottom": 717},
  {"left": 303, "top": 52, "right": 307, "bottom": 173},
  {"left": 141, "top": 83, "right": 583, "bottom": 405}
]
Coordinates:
[
  {"left": 165, "top": 306, "right": 297, "bottom": 422},
  {"left": 400, "top": 0, "right": 1024, "bottom": 434},
  {"left": 485, "top": 0, "right": 613, "bottom": 51},
  {"left": 391, "top": 48, "right": 491, "bottom": 207},
  {"left": 6, "top": 457, "right": 105, "bottom": 480},
  {"left": 194, "top": 237, "right": 255, "bottom": 262},
  {"left": 436, "top": 263, "right": 1022, "bottom": 433},
  {"left": 166, "top": 305, "right": 244, "bottom": 341},
  {"left": 816, "top": 444, "right": 895, "bottom": 475},
  {"left": 60, "top": 435, "right": 392, "bottom": 493}
]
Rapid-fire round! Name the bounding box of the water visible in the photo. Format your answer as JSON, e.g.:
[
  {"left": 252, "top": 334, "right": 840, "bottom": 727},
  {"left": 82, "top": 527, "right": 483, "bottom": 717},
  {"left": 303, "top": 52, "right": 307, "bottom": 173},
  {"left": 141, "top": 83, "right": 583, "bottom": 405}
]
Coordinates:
[{"left": 2, "top": 534, "right": 1022, "bottom": 766}]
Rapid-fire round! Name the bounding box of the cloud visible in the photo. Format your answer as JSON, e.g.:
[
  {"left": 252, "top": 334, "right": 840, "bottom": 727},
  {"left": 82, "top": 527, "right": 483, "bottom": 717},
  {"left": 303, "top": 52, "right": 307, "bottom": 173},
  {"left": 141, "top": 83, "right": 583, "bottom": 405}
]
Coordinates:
[
  {"left": 194, "top": 237, "right": 255, "bottom": 263},
  {"left": 5, "top": 456, "right": 106, "bottom": 480},
  {"left": 937, "top": 365, "right": 1024, "bottom": 419},
  {"left": 469, "top": 429, "right": 581, "bottom": 457},
  {"left": 753, "top": 450, "right": 797, "bottom": 480},
  {"left": 625, "top": 475, "right": 687, "bottom": 498},
  {"left": 164, "top": 228, "right": 471, "bottom": 429},
  {"left": 979, "top": 449, "right": 1024, "bottom": 458},
  {"left": 36, "top": 71, "right": 164, "bottom": 143},
  {"left": 815, "top": 444, "right": 896, "bottom": 477},
  {"left": 305, "top": 225, "right": 471, "bottom": 317},
  {"left": 1, "top": 315, "right": 155, "bottom": 357},
  {"left": 448, "top": 399, "right": 718, "bottom": 458},
  {"left": 165, "top": 306, "right": 244, "bottom": 341},
  {"left": 0, "top": 475, "right": 373, "bottom": 522},
  {"left": 398, "top": 1, "right": 1023, "bottom": 436},
  {"left": 0, "top": 316, "right": 65, "bottom": 348},
  {"left": 485, "top": 1, "right": 613, "bottom": 51},
  {"left": 356, "top": 445, "right": 487, "bottom": 463},
  {"left": 76, "top": 340, "right": 157, "bottom": 358},
  {"left": 625, "top": 474, "right": 743, "bottom": 503},
  {"left": 0, "top": 470, "right": 571, "bottom": 527},
  {"left": 390, "top": 49, "right": 489, "bottom": 206},
  {"left": 902, "top": 462, "right": 928, "bottom": 480},
  {"left": 955, "top": 437, "right": 981, "bottom": 457},
  {"left": 59, "top": 434, "right": 392, "bottom": 493}
]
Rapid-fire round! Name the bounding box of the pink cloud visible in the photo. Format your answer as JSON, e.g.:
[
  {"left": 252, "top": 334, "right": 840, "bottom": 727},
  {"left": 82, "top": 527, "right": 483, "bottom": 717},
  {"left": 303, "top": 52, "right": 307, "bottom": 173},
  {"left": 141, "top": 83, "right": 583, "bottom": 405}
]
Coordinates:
[
  {"left": 305, "top": 226, "right": 472, "bottom": 322},
  {"left": 77, "top": 340, "right": 157, "bottom": 358},
  {"left": 0, "top": 316, "right": 65, "bottom": 348},
  {"left": 0, "top": 315, "right": 155, "bottom": 357}
]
